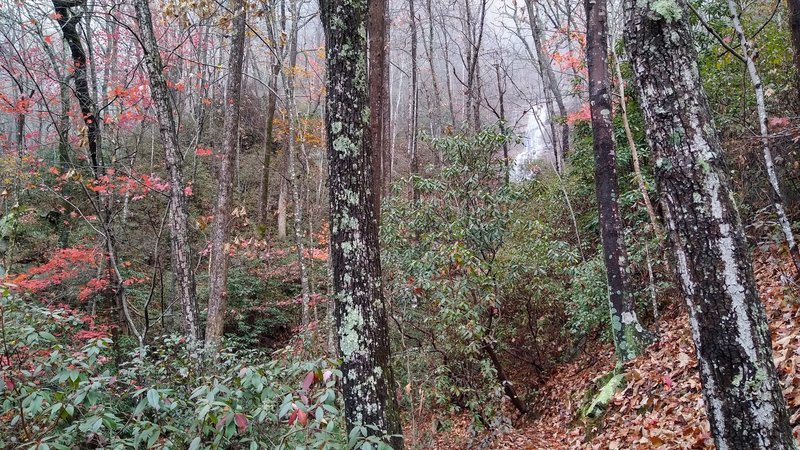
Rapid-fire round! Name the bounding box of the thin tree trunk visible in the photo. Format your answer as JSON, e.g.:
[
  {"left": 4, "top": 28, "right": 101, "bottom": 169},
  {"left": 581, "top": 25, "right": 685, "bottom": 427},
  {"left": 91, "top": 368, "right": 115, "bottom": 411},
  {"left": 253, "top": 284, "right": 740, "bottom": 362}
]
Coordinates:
[
  {"left": 726, "top": 0, "right": 800, "bottom": 275},
  {"left": 408, "top": 0, "right": 420, "bottom": 201},
  {"left": 495, "top": 63, "right": 510, "bottom": 184},
  {"left": 135, "top": 0, "right": 200, "bottom": 342},
  {"left": 320, "top": 0, "right": 404, "bottom": 445},
  {"left": 610, "top": 44, "right": 662, "bottom": 238},
  {"left": 257, "top": 62, "right": 280, "bottom": 228},
  {"left": 277, "top": 177, "right": 288, "bottom": 238},
  {"left": 788, "top": 0, "right": 800, "bottom": 86},
  {"left": 283, "top": 2, "right": 312, "bottom": 341},
  {"left": 205, "top": 0, "right": 247, "bottom": 348},
  {"left": 625, "top": 1, "right": 795, "bottom": 447},
  {"left": 586, "top": 0, "right": 651, "bottom": 361}
]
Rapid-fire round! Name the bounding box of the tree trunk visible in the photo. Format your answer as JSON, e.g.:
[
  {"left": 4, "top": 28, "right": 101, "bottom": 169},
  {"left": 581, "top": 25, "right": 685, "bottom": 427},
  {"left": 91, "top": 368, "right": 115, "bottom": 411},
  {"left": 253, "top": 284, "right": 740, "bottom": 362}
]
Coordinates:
[
  {"left": 586, "top": 0, "right": 651, "bottom": 361},
  {"left": 134, "top": 0, "right": 200, "bottom": 342},
  {"left": 408, "top": 0, "right": 420, "bottom": 202},
  {"left": 726, "top": 0, "right": 800, "bottom": 276},
  {"left": 257, "top": 62, "right": 280, "bottom": 230},
  {"left": 283, "top": 1, "right": 312, "bottom": 342},
  {"left": 277, "top": 177, "right": 288, "bottom": 238},
  {"left": 610, "top": 45, "right": 662, "bottom": 239},
  {"left": 320, "top": 0, "right": 404, "bottom": 446},
  {"left": 205, "top": 0, "right": 247, "bottom": 348},
  {"left": 625, "top": 1, "right": 795, "bottom": 447},
  {"left": 368, "top": 0, "right": 389, "bottom": 220},
  {"left": 52, "top": 0, "right": 102, "bottom": 178},
  {"left": 788, "top": 0, "right": 800, "bottom": 86}
]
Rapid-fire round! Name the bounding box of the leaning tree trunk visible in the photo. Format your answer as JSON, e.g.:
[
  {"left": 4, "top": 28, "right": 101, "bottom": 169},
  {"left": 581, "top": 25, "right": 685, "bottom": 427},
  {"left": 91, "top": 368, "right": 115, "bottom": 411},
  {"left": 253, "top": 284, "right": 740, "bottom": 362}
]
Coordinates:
[
  {"left": 319, "top": 0, "right": 404, "bottom": 447},
  {"left": 205, "top": 0, "right": 247, "bottom": 348},
  {"left": 625, "top": 1, "right": 795, "bottom": 448},
  {"left": 52, "top": 0, "right": 101, "bottom": 177},
  {"left": 134, "top": 0, "right": 200, "bottom": 342},
  {"left": 586, "top": 0, "right": 651, "bottom": 361},
  {"left": 726, "top": 0, "right": 800, "bottom": 276}
]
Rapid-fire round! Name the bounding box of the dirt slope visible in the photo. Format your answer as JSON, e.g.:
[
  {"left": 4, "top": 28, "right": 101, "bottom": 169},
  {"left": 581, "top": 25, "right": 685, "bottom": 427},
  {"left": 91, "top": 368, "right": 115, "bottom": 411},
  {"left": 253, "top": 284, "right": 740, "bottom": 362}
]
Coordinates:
[{"left": 426, "top": 251, "right": 800, "bottom": 449}]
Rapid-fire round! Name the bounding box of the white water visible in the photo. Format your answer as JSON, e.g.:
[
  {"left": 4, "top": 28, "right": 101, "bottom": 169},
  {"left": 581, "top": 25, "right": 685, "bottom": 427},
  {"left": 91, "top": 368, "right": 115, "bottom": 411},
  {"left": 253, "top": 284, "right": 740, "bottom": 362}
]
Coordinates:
[{"left": 511, "top": 104, "right": 552, "bottom": 181}]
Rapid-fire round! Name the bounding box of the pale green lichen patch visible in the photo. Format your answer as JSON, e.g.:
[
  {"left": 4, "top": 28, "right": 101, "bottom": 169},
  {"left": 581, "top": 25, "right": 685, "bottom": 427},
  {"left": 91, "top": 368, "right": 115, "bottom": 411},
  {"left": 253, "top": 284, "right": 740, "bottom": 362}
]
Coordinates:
[
  {"left": 338, "top": 298, "right": 365, "bottom": 357},
  {"left": 650, "top": 0, "right": 682, "bottom": 23}
]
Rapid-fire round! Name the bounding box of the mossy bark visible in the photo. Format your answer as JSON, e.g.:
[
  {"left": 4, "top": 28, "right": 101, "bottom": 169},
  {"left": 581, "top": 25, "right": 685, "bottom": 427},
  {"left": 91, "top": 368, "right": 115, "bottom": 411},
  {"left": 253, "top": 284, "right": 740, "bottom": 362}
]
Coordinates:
[{"left": 320, "top": 0, "right": 404, "bottom": 447}]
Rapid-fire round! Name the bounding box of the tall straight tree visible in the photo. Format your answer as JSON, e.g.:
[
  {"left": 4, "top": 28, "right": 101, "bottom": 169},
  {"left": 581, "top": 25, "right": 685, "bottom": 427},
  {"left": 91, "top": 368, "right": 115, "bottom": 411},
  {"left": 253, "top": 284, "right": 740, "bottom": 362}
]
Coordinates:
[
  {"left": 319, "top": 0, "right": 403, "bottom": 446},
  {"left": 368, "top": 0, "right": 389, "bottom": 216},
  {"left": 134, "top": 0, "right": 200, "bottom": 342},
  {"left": 585, "top": 0, "right": 651, "bottom": 361},
  {"left": 789, "top": 0, "right": 800, "bottom": 84},
  {"left": 205, "top": 0, "right": 247, "bottom": 347},
  {"left": 625, "top": 1, "right": 795, "bottom": 448}
]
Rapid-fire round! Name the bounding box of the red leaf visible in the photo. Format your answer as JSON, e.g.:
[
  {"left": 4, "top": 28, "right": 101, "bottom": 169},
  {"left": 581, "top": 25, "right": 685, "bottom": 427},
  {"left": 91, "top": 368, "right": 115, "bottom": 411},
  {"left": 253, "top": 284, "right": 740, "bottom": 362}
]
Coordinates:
[
  {"left": 661, "top": 374, "right": 673, "bottom": 390},
  {"left": 297, "top": 408, "right": 308, "bottom": 426},
  {"left": 288, "top": 409, "right": 298, "bottom": 425},
  {"left": 302, "top": 371, "right": 314, "bottom": 391},
  {"left": 234, "top": 413, "right": 248, "bottom": 432}
]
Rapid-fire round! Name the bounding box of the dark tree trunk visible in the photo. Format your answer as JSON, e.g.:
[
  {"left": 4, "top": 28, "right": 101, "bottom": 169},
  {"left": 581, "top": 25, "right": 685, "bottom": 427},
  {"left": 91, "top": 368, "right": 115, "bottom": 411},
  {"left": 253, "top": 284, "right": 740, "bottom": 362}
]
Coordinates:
[
  {"left": 320, "top": 0, "right": 404, "bottom": 446},
  {"left": 625, "top": 1, "right": 795, "bottom": 448},
  {"left": 52, "top": 0, "right": 101, "bottom": 177},
  {"left": 368, "top": 0, "right": 389, "bottom": 219},
  {"left": 586, "top": 0, "right": 651, "bottom": 361},
  {"left": 134, "top": 0, "right": 200, "bottom": 342},
  {"left": 205, "top": 0, "right": 247, "bottom": 347},
  {"left": 788, "top": 0, "right": 800, "bottom": 86}
]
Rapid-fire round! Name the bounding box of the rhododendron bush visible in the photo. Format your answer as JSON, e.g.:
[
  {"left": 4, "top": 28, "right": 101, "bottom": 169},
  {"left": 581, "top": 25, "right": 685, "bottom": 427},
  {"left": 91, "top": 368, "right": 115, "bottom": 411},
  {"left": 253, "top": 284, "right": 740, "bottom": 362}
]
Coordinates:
[{"left": 0, "top": 288, "right": 351, "bottom": 450}]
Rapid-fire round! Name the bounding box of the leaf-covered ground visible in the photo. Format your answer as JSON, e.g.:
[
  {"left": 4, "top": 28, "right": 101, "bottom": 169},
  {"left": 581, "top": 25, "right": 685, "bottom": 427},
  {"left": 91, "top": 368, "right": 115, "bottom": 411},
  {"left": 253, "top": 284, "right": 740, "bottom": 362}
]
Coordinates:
[{"left": 424, "top": 250, "right": 800, "bottom": 449}]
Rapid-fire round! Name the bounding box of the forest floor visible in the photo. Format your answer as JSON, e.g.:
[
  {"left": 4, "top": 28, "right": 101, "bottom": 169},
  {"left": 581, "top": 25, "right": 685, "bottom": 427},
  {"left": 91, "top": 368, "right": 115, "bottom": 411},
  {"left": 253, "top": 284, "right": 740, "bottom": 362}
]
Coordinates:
[{"left": 422, "top": 249, "right": 800, "bottom": 449}]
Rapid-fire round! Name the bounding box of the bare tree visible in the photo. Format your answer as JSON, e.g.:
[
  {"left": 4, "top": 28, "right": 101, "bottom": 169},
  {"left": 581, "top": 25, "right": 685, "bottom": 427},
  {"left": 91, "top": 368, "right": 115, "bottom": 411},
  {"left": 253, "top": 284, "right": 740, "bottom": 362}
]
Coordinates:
[
  {"left": 134, "top": 0, "right": 200, "bottom": 342},
  {"left": 205, "top": 0, "right": 247, "bottom": 348}
]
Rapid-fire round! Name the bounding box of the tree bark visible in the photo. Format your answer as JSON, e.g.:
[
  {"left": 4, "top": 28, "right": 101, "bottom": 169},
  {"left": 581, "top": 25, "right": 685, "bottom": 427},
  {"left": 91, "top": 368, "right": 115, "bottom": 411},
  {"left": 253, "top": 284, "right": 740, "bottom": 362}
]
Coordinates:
[
  {"left": 283, "top": 1, "right": 312, "bottom": 342},
  {"left": 52, "top": 0, "right": 101, "bottom": 177},
  {"left": 205, "top": 0, "right": 247, "bottom": 348},
  {"left": 368, "top": 0, "right": 389, "bottom": 219},
  {"left": 320, "top": 0, "right": 404, "bottom": 446},
  {"left": 788, "top": 0, "right": 800, "bottom": 86},
  {"left": 134, "top": 0, "right": 200, "bottom": 342},
  {"left": 408, "top": 0, "right": 420, "bottom": 202},
  {"left": 625, "top": 1, "right": 795, "bottom": 447},
  {"left": 586, "top": 0, "right": 651, "bottom": 361}
]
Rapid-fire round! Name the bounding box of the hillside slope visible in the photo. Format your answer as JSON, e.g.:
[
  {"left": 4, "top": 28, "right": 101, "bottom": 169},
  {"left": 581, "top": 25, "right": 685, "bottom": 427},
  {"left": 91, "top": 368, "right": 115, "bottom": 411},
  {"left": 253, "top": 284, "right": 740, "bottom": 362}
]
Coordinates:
[{"left": 427, "top": 250, "right": 800, "bottom": 449}]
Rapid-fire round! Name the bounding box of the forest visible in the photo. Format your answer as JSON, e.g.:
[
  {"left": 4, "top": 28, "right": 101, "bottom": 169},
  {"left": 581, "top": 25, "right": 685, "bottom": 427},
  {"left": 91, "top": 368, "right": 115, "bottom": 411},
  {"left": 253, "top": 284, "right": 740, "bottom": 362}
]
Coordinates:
[{"left": 1, "top": 0, "right": 799, "bottom": 448}]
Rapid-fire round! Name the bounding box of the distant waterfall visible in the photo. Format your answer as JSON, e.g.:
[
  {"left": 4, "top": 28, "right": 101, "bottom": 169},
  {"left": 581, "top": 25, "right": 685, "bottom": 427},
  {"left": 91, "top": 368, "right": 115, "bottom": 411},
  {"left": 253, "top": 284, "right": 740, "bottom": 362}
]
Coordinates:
[{"left": 511, "top": 104, "right": 551, "bottom": 181}]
